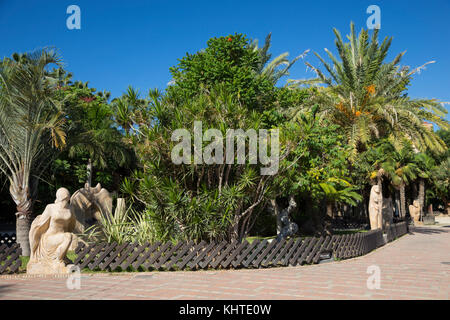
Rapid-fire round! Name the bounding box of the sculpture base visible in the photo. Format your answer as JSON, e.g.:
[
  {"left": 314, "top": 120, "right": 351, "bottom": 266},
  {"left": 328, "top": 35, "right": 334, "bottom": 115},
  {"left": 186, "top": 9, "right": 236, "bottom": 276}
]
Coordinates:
[
  {"left": 27, "top": 261, "right": 74, "bottom": 275},
  {"left": 423, "top": 216, "right": 435, "bottom": 225}
]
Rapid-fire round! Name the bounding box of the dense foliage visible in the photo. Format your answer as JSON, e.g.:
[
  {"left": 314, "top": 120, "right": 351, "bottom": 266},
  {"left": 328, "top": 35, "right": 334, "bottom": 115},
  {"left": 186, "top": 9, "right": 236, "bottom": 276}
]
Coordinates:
[{"left": 0, "top": 25, "right": 448, "bottom": 250}]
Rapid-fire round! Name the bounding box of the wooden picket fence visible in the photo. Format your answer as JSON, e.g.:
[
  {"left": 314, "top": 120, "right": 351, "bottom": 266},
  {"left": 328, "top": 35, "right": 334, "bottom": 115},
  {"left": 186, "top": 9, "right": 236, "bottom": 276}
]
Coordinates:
[
  {"left": 0, "top": 222, "right": 407, "bottom": 274},
  {"left": 72, "top": 223, "right": 407, "bottom": 272},
  {"left": 0, "top": 243, "right": 22, "bottom": 274}
]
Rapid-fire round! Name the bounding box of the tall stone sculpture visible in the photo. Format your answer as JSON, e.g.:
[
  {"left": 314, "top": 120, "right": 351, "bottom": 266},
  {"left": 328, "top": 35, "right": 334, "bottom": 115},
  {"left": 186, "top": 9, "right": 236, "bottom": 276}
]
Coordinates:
[
  {"left": 27, "top": 188, "right": 76, "bottom": 274},
  {"left": 409, "top": 200, "right": 421, "bottom": 225},
  {"left": 369, "top": 185, "right": 382, "bottom": 230},
  {"left": 70, "top": 183, "right": 113, "bottom": 233}
]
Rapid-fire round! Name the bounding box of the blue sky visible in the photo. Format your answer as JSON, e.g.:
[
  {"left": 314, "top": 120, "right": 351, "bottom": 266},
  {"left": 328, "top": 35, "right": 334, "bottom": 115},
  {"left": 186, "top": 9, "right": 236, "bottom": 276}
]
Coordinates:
[{"left": 0, "top": 0, "right": 449, "bottom": 119}]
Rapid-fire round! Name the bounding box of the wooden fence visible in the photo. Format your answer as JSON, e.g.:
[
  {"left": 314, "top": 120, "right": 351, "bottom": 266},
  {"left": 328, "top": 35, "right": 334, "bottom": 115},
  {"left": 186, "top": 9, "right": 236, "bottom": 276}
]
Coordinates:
[
  {"left": 0, "top": 243, "right": 22, "bottom": 274},
  {"left": 386, "top": 221, "right": 408, "bottom": 242},
  {"left": 72, "top": 222, "right": 407, "bottom": 272},
  {"left": 0, "top": 233, "right": 17, "bottom": 247},
  {"left": 0, "top": 222, "right": 407, "bottom": 274}
]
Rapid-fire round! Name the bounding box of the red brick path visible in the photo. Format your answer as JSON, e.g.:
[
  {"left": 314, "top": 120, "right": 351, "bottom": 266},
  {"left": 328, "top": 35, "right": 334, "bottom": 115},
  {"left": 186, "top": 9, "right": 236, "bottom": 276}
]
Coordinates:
[{"left": 1, "top": 226, "right": 449, "bottom": 300}]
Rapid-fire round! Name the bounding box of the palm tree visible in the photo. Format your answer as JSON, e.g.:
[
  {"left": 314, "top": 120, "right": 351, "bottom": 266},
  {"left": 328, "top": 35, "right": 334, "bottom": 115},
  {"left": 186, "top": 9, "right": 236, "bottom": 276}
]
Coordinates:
[
  {"left": 111, "top": 86, "right": 143, "bottom": 136},
  {"left": 0, "top": 49, "right": 66, "bottom": 255},
  {"left": 300, "top": 22, "right": 449, "bottom": 158},
  {"left": 251, "top": 33, "right": 309, "bottom": 85},
  {"left": 414, "top": 153, "right": 436, "bottom": 216},
  {"left": 319, "top": 178, "right": 362, "bottom": 219},
  {"left": 380, "top": 142, "right": 418, "bottom": 218}
]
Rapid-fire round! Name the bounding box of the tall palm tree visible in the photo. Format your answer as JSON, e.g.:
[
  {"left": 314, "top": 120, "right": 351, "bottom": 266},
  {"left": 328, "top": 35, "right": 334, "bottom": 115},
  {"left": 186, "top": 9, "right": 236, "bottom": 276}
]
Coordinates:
[
  {"left": 0, "top": 49, "right": 66, "bottom": 255},
  {"left": 300, "top": 22, "right": 449, "bottom": 158}
]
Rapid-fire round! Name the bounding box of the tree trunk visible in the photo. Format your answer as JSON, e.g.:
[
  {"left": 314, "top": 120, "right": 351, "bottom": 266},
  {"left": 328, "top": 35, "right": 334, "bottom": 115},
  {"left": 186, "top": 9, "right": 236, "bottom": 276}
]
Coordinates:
[
  {"left": 230, "top": 215, "right": 241, "bottom": 242},
  {"left": 269, "top": 199, "right": 282, "bottom": 235},
  {"left": 9, "top": 174, "right": 35, "bottom": 256},
  {"left": 400, "top": 183, "right": 406, "bottom": 219},
  {"left": 394, "top": 191, "right": 400, "bottom": 218},
  {"left": 16, "top": 214, "right": 31, "bottom": 256},
  {"left": 87, "top": 158, "right": 93, "bottom": 187},
  {"left": 418, "top": 178, "right": 425, "bottom": 218}
]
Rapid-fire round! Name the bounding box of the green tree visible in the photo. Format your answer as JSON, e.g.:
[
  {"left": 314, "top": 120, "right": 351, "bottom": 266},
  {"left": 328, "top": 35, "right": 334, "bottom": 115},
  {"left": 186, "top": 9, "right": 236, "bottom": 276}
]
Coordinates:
[
  {"left": 0, "top": 49, "right": 66, "bottom": 255},
  {"left": 39, "top": 77, "right": 135, "bottom": 203},
  {"left": 124, "top": 86, "right": 285, "bottom": 242},
  {"left": 167, "top": 33, "right": 275, "bottom": 110},
  {"left": 430, "top": 158, "right": 450, "bottom": 215},
  {"left": 272, "top": 108, "right": 359, "bottom": 235}
]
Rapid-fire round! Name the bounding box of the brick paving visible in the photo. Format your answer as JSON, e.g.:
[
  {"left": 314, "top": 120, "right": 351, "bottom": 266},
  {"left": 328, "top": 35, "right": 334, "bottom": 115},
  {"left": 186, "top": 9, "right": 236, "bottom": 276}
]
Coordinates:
[{"left": 0, "top": 226, "right": 449, "bottom": 300}]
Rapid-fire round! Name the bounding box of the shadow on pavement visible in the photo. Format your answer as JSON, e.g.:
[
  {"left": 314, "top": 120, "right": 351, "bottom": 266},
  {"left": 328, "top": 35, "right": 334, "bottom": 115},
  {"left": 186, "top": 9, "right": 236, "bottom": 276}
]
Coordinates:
[
  {"left": 0, "top": 284, "right": 15, "bottom": 297},
  {"left": 409, "top": 226, "right": 449, "bottom": 235}
]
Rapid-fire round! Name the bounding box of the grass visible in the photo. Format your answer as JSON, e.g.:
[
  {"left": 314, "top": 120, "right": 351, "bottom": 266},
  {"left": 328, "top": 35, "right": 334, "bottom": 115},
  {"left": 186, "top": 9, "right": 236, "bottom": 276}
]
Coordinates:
[
  {"left": 18, "top": 251, "right": 78, "bottom": 273},
  {"left": 245, "top": 235, "right": 276, "bottom": 243}
]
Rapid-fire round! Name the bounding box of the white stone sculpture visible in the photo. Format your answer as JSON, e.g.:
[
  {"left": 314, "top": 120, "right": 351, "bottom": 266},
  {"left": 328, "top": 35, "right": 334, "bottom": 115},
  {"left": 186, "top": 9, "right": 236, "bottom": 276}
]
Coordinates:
[
  {"left": 27, "top": 188, "right": 76, "bottom": 274},
  {"left": 70, "top": 183, "right": 113, "bottom": 233},
  {"left": 409, "top": 200, "right": 421, "bottom": 225},
  {"left": 369, "top": 185, "right": 382, "bottom": 230}
]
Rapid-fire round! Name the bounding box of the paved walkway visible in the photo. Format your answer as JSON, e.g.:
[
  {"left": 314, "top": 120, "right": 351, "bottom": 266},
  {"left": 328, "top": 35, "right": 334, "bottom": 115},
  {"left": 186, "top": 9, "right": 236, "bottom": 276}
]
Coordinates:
[{"left": 0, "top": 226, "right": 449, "bottom": 300}]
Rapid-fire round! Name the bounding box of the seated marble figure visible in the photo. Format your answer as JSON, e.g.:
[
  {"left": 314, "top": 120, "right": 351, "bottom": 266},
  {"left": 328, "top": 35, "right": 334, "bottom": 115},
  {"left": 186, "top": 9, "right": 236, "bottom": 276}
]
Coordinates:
[{"left": 27, "top": 188, "right": 76, "bottom": 274}]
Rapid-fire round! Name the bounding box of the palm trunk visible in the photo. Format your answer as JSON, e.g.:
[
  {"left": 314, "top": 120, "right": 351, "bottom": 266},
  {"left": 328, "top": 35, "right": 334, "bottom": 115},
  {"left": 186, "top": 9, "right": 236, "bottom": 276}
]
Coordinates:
[
  {"left": 418, "top": 178, "right": 425, "bottom": 218},
  {"left": 400, "top": 183, "right": 406, "bottom": 219},
  {"left": 16, "top": 214, "right": 31, "bottom": 256},
  {"left": 9, "top": 173, "right": 34, "bottom": 256},
  {"left": 13, "top": 199, "right": 33, "bottom": 257}
]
